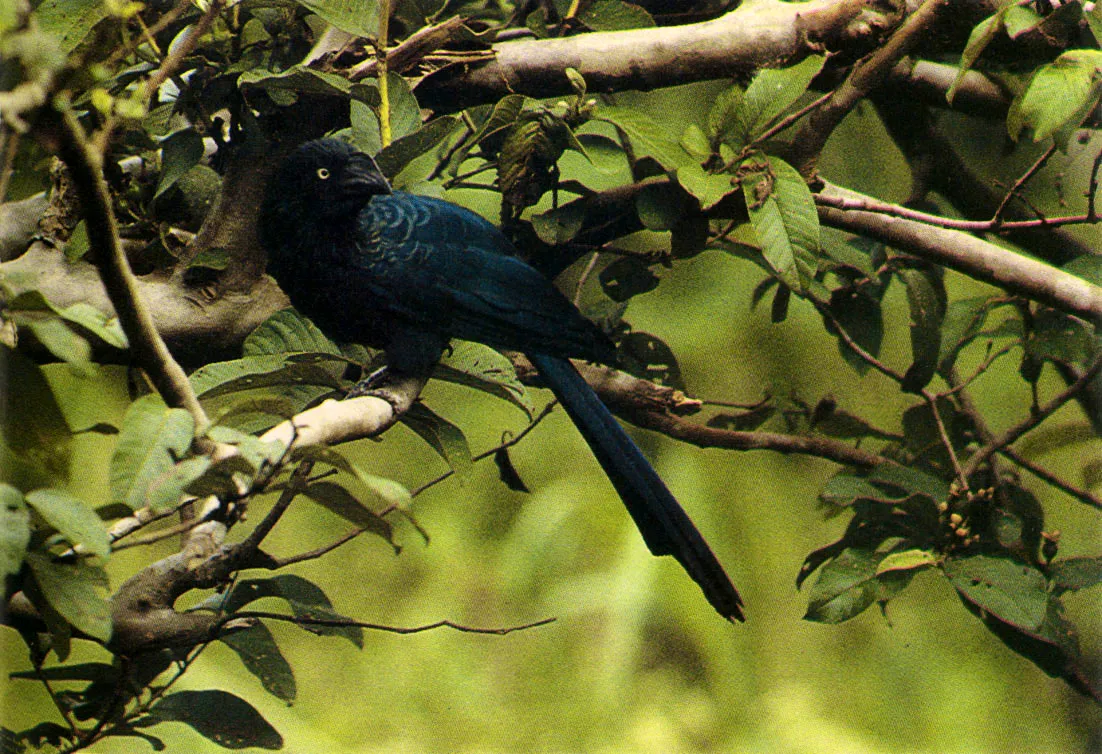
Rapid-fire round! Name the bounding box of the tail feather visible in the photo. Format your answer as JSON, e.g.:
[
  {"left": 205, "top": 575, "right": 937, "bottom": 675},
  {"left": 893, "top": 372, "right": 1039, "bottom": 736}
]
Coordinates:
[{"left": 529, "top": 354, "right": 744, "bottom": 622}]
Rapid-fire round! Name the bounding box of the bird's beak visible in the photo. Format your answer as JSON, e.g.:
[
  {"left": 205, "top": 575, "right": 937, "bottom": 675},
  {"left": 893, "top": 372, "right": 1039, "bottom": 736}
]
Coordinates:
[{"left": 342, "top": 153, "right": 392, "bottom": 197}]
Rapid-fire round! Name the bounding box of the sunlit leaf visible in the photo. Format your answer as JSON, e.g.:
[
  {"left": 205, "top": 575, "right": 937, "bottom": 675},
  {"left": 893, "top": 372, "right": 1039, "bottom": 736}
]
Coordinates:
[
  {"left": 25, "top": 489, "right": 110, "bottom": 558},
  {"left": 944, "top": 554, "right": 1048, "bottom": 631},
  {"left": 725, "top": 55, "right": 824, "bottom": 149},
  {"left": 25, "top": 553, "right": 111, "bottom": 643},
  {"left": 1007, "top": 50, "right": 1102, "bottom": 143},
  {"left": 109, "top": 395, "right": 195, "bottom": 511},
  {"left": 804, "top": 548, "right": 912, "bottom": 623},
  {"left": 437, "top": 341, "right": 533, "bottom": 416},
  {"left": 741, "top": 155, "right": 819, "bottom": 292},
  {"left": 876, "top": 548, "right": 937, "bottom": 575},
  {"left": 0, "top": 484, "right": 30, "bottom": 578}
]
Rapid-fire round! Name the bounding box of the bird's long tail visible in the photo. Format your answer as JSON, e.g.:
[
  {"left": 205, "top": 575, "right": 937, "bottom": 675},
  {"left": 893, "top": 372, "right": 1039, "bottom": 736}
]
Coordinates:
[{"left": 528, "top": 354, "right": 744, "bottom": 622}]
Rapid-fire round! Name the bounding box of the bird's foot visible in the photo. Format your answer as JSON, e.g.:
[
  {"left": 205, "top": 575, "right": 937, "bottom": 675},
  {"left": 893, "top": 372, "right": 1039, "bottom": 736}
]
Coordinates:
[
  {"left": 344, "top": 366, "right": 411, "bottom": 414},
  {"left": 346, "top": 366, "right": 390, "bottom": 398}
]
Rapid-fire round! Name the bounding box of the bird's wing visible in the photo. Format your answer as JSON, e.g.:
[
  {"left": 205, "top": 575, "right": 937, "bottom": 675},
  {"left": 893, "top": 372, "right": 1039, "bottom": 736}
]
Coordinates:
[{"left": 354, "top": 193, "right": 612, "bottom": 361}]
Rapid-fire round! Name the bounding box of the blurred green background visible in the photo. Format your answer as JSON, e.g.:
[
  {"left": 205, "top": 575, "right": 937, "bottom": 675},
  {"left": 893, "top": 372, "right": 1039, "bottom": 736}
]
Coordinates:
[{"left": 3, "top": 87, "right": 1101, "bottom": 752}]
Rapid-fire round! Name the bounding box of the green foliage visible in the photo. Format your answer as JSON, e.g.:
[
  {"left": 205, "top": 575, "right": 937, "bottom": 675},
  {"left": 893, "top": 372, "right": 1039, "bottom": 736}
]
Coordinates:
[
  {"left": 135, "top": 690, "right": 283, "bottom": 750},
  {"left": 2, "top": 0, "right": 1100, "bottom": 749}
]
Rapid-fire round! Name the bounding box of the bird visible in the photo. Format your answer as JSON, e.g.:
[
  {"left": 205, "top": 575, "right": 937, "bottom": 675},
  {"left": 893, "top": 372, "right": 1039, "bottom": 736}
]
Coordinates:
[{"left": 259, "top": 137, "right": 743, "bottom": 621}]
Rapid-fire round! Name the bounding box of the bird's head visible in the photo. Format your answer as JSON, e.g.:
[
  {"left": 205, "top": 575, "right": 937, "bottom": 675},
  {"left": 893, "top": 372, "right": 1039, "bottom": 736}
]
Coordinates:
[{"left": 265, "top": 138, "right": 392, "bottom": 223}]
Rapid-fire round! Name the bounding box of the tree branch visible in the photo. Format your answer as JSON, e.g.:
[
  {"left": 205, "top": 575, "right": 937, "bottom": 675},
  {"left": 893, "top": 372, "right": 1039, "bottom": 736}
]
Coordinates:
[
  {"left": 416, "top": 0, "right": 896, "bottom": 112},
  {"left": 816, "top": 182, "right": 1102, "bottom": 320}
]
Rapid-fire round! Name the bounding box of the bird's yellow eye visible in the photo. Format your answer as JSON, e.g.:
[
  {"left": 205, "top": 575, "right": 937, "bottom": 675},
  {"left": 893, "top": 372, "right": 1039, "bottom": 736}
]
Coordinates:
[{"left": 317, "top": 168, "right": 330, "bottom": 180}]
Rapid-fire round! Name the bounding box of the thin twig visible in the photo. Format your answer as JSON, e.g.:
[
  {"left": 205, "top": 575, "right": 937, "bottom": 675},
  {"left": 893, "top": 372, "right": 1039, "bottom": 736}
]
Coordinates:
[
  {"left": 232, "top": 610, "right": 556, "bottom": 636},
  {"left": 111, "top": 513, "right": 217, "bottom": 552},
  {"left": 963, "top": 355, "right": 1102, "bottom": 477},
  {"left": 263, "top": 526, "right": 371, "bottom": 568},
  {"left": 48, "top": 105, "right": 210, "bottom": 432},
  {"left": 815, "top": 192, "right": 1100, "bottom": 233},
  {"left": 997, "top": 446, "right": 1102, "bottom": 511},
  {"left": 992, "top": 143, "right": 1057, "bottom": 223},
  {"left": 237, "top": 460, "right": 314, "bottom": 552},
  {"left": 409, "top": 400, "right": 559, "bottom": 498},
  {"left": 1086, "top": 147, "right": 1102, "bottom": 222},
  {"left": 939, "top": 340, "right": 1020, "bottom": 397},
  {"left": 923, "top": 391, "right": 968, "bottom": 490}
]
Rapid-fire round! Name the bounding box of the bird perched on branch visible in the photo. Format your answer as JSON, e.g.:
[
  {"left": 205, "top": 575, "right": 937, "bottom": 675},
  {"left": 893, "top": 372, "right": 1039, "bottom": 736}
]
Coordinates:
[{"left": 259, "top": 137, "right": 743, "bottom": 621}]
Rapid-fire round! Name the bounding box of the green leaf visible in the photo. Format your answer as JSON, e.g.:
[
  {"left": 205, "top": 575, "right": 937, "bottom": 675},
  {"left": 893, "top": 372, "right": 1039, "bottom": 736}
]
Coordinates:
[
  {"left": 25, "top": 553, "right": 112, "bottom": 643},
  {"left": 1002, "top": 6, "right": 1043, "bottom": 37},
  {"left": 0, "top": 350, "right": 71, "bottom": 489},
  {"left": 676, "top": 162, "right": 739, "bottom": 210},
  {"left": 898, "top": 266, "right": 946, "bottom": 392},
  {"left": 238, "top": 65, "right": 356, "bottom": 101},
  {"left": 706, "top": 85, "right": 744, "bottom": 146},
  {"left": 1007, "top": 51, "right": 1102, "bottom": 143},
  {"left": 155, "top": 129, "right": 205, "bottom": 199},
  {"left": 150, "top": 456, "right": 215, "bottom": 512},
  {"left": 1049, "top": 556, "right": 1102, "bottom": 595},
  {"left": 140, "top": 690, "right": 282, "bottom": 750},
  {"left": 350, "top": 72, "right": 425, "bottom": 157},
  {"left": 876, "top": 548, "right": 937, "bottom": 575},
  {"left": 186, "top": 247, "right": 230, "bottom": 272},
  {"left": 597, "top": 105, "right": 695, "bottom": 171},
  {"left": 64, "top": 220, "right": 89, "bottom": 263},
  {"left": 0, "top": 484, "right": 30, "bottom": 578},
  {"left": 949, "top": 13, "right": 1002, "bottom": 103},
  {"left": 377, "top": 116, "right": 460, "bottom": 181},
  {"left": 579, "top": 0, "right": 655, "bottom": 30},
  {"left": 54, "top": 302, "right": 127, "bottom": 349},
  {"left": 219, "top": 623, "right": 297, "bottom": 703},
  {"left": 400, "top": 403, "right": 473, "bottom": 483},
  {"left": 34, "top": 0, "right": 108, "bottom": 54},
  {"left": 1087, "top": 1, "right": 1102, "bottom": 46},
  {"left": 937, "top": 296, "right": 998, "bottom": 373},
  {"left": 599, "top": 257, "right": 660, "bottom": 302},
  {"left": 1025, "top": 308, "right": 1096, "bottom": 367},
  {"left": 244, "top": 308, "right": 344, "bottom": 356},
  {"left": 436, "top": 341, "right": 533, "bottom": 416},
  {"left": 823, "top": 287, "right": 883, "bottom": 376},
  {"left": 24, "top": 489, "right": 110, "bottom": 558},
  {"left": 303, "top": 481, "right": 396, "bottom": 547},
  {"left": 634, "top": 181, "right": 687, "bottom": 231},
  {"left": 869, "top": 458, "right": 952, "bottom": 502},
  {"left": 804, "top": 548, "right": 911, "bottom": 623},
  {"left": 109, "top": 395, "right": 196, "bottom": 511},
  {"left": 741, "top": 155, "right": 819, "bottom": 292},
  {"left": 219, "top": 575, "right": 364, "bottom": 648},
  {"left": 531, "top": 201, "right": 587, "bottom": 245},
  {"left": 294, "top": 0, "right": 381, "bottom": 39},
  {"left": 190, "top": 354, "right": 348, "bottom": 400},
  {"left": 944, "top": 554, "right": 1048, "bottom": 632},
  {"left": 726, "top": 55, "right": 824, "bottom": 149}
]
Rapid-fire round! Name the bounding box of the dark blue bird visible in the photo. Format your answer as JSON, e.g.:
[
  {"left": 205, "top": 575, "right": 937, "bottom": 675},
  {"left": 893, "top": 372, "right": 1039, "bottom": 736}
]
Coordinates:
[{"left": 260, "top": 138, "right": 743, "bottom": 621}]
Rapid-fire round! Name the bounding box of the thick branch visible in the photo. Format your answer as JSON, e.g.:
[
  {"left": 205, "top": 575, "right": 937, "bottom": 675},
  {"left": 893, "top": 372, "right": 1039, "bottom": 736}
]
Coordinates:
[
  {"left": 43, "top": 107, "right": 209, "bottom": 429},
  {"left": 816, "top": 182, "right": 1102, "bottom": 321},
  {"left": 416, "top": 0, "right": 894, "bottom": 112}
]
